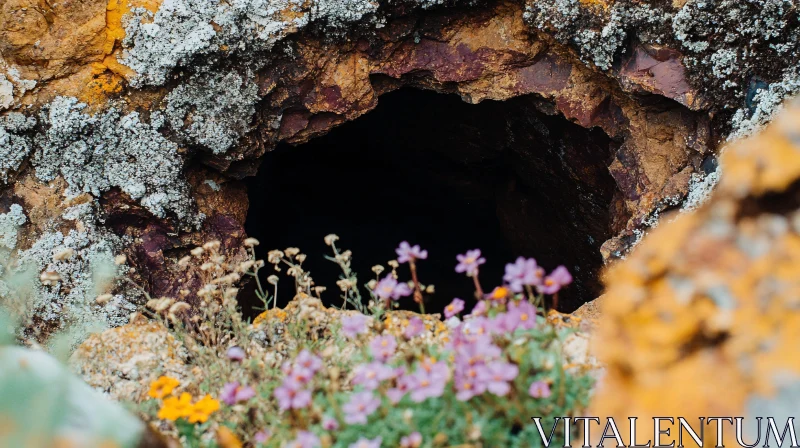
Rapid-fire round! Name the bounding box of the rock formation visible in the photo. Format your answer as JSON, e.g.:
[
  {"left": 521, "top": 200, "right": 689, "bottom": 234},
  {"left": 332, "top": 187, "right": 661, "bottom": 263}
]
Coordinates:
[
  {"left": 1, "top": 0, "right": 798, "bottom": 335},
  {"left": 593, "top": 100, "right": 800, "bottom": 429}
]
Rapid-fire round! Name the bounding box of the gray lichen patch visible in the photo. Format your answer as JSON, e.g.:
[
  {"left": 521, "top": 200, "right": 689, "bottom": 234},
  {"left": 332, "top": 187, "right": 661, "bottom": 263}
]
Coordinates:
[
  {"left": 0, "top": 204, "right": 26, "bottom": 250},
  {"left": 165, "top": 69, "right": 260, "bottom": 154},
  {"left": 32, "top": 96, "right": 201, "bottom": 227},
  {"left": 7, "top": 202, "right": 138, "bottom": 345},
  {"left": 0, "top": 112, "right": 36, "bottom": 183}
]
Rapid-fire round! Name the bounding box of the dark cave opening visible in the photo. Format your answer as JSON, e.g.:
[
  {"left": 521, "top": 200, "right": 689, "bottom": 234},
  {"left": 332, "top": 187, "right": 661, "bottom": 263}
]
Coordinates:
[{"left": 243, "top": 88, "right": 622, "bottom": 316}]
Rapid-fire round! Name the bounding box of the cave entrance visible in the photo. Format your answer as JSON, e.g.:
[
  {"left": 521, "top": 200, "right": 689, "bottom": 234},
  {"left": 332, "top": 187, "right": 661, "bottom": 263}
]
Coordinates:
[{"left": 244, "top": 88, "right": 622, "bottom": 315}]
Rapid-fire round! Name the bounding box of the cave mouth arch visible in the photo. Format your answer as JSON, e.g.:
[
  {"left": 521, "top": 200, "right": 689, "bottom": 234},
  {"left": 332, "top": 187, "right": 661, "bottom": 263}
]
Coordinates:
[{"left": 243, "top": 88, "right": 623, "bottom": 316}]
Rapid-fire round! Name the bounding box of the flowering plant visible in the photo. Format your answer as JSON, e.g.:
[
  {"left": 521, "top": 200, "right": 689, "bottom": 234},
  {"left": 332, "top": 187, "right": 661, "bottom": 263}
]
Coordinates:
[{"left": 129, "top": 237, "right": 593, "bottom": 447}]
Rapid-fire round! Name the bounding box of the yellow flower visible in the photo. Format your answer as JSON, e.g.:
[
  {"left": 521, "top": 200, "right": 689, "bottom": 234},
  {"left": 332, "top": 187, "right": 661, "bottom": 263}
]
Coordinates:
[
  {"left": 158, "top": 392, "right": 193, "bottom": 421},
  {"left": 148, "top": 376, "right": 180, "bottom": 399},
  {"left": 187, "top": 394, "right": 220, "bottom": 424}
]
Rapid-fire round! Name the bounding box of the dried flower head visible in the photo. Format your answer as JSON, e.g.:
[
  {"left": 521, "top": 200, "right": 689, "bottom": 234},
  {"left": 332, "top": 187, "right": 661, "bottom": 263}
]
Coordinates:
[
  {"left": 203, "top": 240, "right": 221, "bottom": 251},
  {"left": 371, "top": 265, "right": 385, "bottom": 275},
  {"left": 190, "top": 247, "right": 204, "bottom": 257},
  {"left": 267, "top": 250, "right": 284, "bottom": 264},
  {"left": 267, "top": 275, "right": 279, "bottom": 285},
  {"left": 39, "top": 270, "right": 61, "bottom": 286},
  {"left": 324, "top": 234, "right": 339, "bottom": 246},
  {"left": 387, "top": 260, "right": 399, "bottom": 269},
  {"left": 285, "top": 247, "right": 300, "bottom": 257},
  {"left": 244, "top": 237, "right": 260, "bottom": 247}
]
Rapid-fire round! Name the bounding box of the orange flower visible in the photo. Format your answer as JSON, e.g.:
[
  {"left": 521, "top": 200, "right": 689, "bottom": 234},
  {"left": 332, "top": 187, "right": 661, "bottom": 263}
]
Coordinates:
[
  {"left": 148, "top": 376, "right": 180, "bottom": 399},
  {"left": 187, "top": 394, "right": 220, "bottom": 424},
  {"left": 157, "top": 392, "right": 193, "bottom": 421}
]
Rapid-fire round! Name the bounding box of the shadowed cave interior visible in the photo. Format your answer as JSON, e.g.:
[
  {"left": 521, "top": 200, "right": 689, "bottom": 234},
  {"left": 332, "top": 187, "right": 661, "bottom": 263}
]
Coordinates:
[{"left": 243, "top": 88, "right": 624, "bottom": 316}]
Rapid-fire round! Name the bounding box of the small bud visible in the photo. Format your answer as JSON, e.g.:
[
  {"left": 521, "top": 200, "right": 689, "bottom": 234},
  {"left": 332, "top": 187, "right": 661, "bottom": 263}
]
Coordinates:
[
  {"left": 371, "top": 265, "right": 385, "bottom": 275},
  {"left": 284, "top": 247, "right": 300, "bottom": 257},
  {"left": 323, "top": 234, "right": 339, "bottom": 246},
  {"left": 267, "top": 275, "right": 279, "bottom": 285},
  {"left": 39, "top": 271, "right": 61, "bottom": 285},
  {"left": 244, "top": 237, "right": 260, "bottom": 247},
  {"left": 114, "top": 254, "right": 127, "bottom": 265},
  {"left": 295, "top": 253, "right": 307, "bottom": 263},
  {"left": 267, "top": 250, "right": 283, "bottom": 264},
  {"left": 238, "top": 260, "right": 255, "bottom": 271},
  {"left": 425, "top": 284, "right": 435, "bottom": 294},
  {"left": 387, "top": 260, "right": 399, "bottom": 269},
  {"left": 366, "top": 279, "right": 377, "bottom": 289},
  {"left": 202, "top": 240, "right": 221, "bottom": 251}
]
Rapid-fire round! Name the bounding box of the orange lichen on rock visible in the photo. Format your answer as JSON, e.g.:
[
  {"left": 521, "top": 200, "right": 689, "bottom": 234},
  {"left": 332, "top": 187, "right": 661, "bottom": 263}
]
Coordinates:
[{"left": 592, "top": 100, "right": 800, "bottom": 436}]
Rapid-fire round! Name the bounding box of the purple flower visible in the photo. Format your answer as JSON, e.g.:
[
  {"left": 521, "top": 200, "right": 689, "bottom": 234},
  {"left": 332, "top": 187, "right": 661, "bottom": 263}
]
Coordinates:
[
  {"left": 455, "top": 365, "right": 487, "bottom": 401},
  {"left": 468, "top": 300, "right": 487, "bottom": 316},
  {"left": 408, "top": 359, "right": 449, "bottom": 402},
  {"left": 455, "top": 334, "right": 501, "bottom": 367},
  {"left": 353, "top": 361, "right": 395, "bottom": 390},
  {"left": 369, "top": 335, "right": 397, "bottom": 362},
  {"left": 462, "top": 316, "right": 492, "bottom": 339},
  {"left": 286, "top": 431, "right": 320, "bottom": 448},
  {"left": 444, "top": 298, "right": 465, "bottom": 319},
  {"left": 295, "top": 349, "right": 323, "bottom": 373},
  {"left": 455, "top": 249, "right": 485, "bottom": 276},
  {"left": 322, "top": 415, "right": 339, "bottom": 431},
  {"left": 403, "top": 317, "right": 425, "bottom": 339},
  {"left": 503, "top": 257, "right": 544, "bottom": 292},
  {"left": 350, "top": 437, "right": 383, "bottom": 448},
  {"left": 226, "top": 346, "right": 246, "bottom": 362},
  {"left": 374, "top": 275, "right": 412, "bottom": 301},
  {"left": 274, "top": 378, "right": 312, "bottom": 411},
  {"left": 396, "top": 241, "right": 427, "bottom": 263},
  {"left": 529, "top": 380, "right": 552, "bottom": 398},
  {"left": 537, "top": 266, "right": 573, "bottom": 295},
  {"left": 386, "top": 369, "right": 413, "bottom": 403},
  {"left": 492, "top": 301, "right": 537, "bottom": 334},
  {"left": 341, "top": 314, "right": 369, "bottom": 338},
  {"left": 286, "top": 365, "right": 315, "bottom": 385},
  {"left": 254, "top": 430, "right": 271, "bottom": 444},
  {"left": 400, "top": 432, "right": 422, "bottom": 448},
  {"left": 479, "top": 361, "right": 519, "bottom": 396},
  {"left": 342, "top": 391, "right": 381, "bottom": 424},
  {"left": 220, "top": 381, "right": 257, "bottom": 405}
]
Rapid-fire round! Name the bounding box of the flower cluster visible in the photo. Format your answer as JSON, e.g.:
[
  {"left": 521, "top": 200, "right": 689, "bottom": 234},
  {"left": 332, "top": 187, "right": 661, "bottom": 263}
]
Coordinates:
[
  {"left": 274, "top": 350, "right": 323, "bottom": 411},
  {"left": 148, "top": 376, "right": 221, "bottom": 424}
]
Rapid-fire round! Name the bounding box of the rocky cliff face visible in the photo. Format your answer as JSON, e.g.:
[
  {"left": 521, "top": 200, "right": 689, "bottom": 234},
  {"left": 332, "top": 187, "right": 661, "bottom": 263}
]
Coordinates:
[
  {"left": 593, "top": 99, "right": 800, "bottom": 428},
  {"left": 0, "top": 0, "right": 798, "bottom": 337}
]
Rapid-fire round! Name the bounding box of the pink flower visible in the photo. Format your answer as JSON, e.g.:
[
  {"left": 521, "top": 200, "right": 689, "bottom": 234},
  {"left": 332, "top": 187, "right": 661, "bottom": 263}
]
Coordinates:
[
  {"left": 468, "top": 300, "right": 487, "bottom": 316},
  {"left": 322, "top": 416, "right": 339, "bottom": 431},
  {"left": 286, "top": 365, "right": 315, "bottom": 385},
  {"left": 503, "top": 257, "right": 544, "bottom": 292},
  {"left": 369, "top": 335, "right": 397, "bottom": 362},
  {"left": 350, "top": 437, "right": 382, "bottom": 448},
  {"left": 295, "top": 349, "right": 323, "bottom": 373},
  {"left": 254, "top": 430, "right": 271, "bottom": 444},
  {"left": 408, "top": 360, "right": 449, "bottom": 402},
  {"left": 396, "top": 241, "right": 428, "bottom": 263},
  {"left": 479, "top": 361, "right": 519, "bottom": 396},
  {"left": 342, "top": 391, "right": 381, "bottom": 424},
  {"left": 374, "top": 275, "right": 412, "bottom": 301},
  {"left": 220, "top": 381, "right": 256, "bottom": 405},
  {"left": 444, "top": 298, "right": 465, "bottom": 318},
  {"left": 400, "top": 432, "right": 422, "bottom": 448},
  {"left": 403, "top": 317, "right": 425, "bottom": 339},
  {"left": 226, "top": 346, "right": 246, "bottom": 362},
  {"left": 386, "top": 370, "right": 413, "bottom": 403},
  {"left": 455, "top": 249, "right": 485, "bottom": 276},
  {"left": 353, "top": 361, "right": 395, "bottom": 390},
  {"left": 455, "top": 365, "right": 487, "bottom": 401},
  {"left": 529, "top": 380, "right": 552, "bottom": 398},
  {"left": 286, "top": 431, "right": 320, "bottom": 448},
  {"left": 503, "top": 300, "right": 537, "bottom": 332},
  {"left": 537, "top": 266, "right": 573, "bottom": 295},
  {"left": 274, "top": 378, "right": 312, "bottom": 411},
  {"left": 341, "top": 314, "right": 369, "bottom": 338}
]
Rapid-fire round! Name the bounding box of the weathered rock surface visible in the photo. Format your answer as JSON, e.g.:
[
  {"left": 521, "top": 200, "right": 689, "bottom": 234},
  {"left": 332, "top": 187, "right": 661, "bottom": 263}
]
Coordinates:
[
  {"left": 592, "top": 100, "right": 800, "bottom": 426},
  {"left": 0, "top": 0, "right": 797, "bottom": 333}
]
